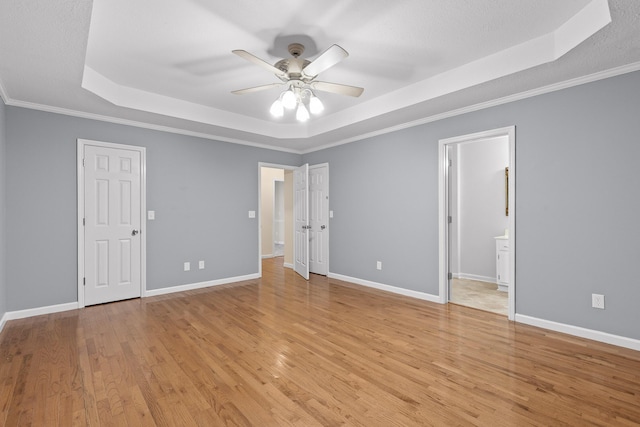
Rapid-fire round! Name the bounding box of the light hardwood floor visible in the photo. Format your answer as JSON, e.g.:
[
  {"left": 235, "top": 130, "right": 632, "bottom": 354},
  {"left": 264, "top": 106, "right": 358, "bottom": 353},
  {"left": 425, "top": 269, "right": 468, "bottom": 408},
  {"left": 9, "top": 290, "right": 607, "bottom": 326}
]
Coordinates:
[{"left": 1, "top": 258, "right": 639, "bottom": 426}]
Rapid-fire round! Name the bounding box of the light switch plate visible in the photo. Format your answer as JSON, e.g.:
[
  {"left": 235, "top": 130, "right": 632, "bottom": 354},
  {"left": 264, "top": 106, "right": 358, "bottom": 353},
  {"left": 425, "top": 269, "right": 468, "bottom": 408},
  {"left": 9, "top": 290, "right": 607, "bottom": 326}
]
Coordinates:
[
  {"left": 184, "top": 262, "right": 190, "bottom": 271},
  {"left": 199, "top": 260, "right": 205, "bottom": 269},
  {"left": 329, "top": 210, "right": 334, "bottom": 218},
  {"left": 248, "top": 210, "right": 256, "bottom": 218},
  {"left": 148, "top": 210, "right": 155, "bottom": 220}
]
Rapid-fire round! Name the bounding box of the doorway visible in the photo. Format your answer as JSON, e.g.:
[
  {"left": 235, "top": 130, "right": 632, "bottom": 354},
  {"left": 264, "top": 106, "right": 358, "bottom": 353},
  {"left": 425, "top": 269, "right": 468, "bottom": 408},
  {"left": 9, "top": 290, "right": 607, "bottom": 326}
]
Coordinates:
[
  {"left": 258, "top": 162, "right": 329, "bottom": 280},
  {"left": 260, "top": 166, "right": 289, "bottom": 261},
  {"left": 439, "top": 127, "right": 515, "bottom": 320}
]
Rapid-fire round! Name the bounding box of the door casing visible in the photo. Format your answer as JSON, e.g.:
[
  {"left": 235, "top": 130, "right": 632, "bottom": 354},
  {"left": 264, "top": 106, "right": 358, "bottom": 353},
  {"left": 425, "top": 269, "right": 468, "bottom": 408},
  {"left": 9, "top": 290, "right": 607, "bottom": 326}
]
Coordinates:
[
  {"left": 257, "top": 162, "right": 329, "bottom": 279},
  {"left": 77, "top": 139, "right": 147, "bottom": 308},
  {"left": 438, "top": 126, "right": 515, "bottom": 320}
]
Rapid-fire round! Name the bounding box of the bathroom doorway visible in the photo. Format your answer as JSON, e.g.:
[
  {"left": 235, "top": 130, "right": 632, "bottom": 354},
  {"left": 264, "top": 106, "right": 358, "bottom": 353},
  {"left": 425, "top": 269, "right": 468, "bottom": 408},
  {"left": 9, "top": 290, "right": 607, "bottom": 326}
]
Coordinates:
[{"left": 439, "top": 127, "right": 515, "bottom": 319}]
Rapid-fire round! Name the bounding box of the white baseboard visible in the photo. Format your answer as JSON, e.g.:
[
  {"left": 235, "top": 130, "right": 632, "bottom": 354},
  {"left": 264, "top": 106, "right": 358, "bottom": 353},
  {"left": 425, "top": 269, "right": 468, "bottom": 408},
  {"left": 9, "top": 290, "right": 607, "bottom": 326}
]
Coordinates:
[
  {"left": 261, "top": 254, "right": 273, "bottom": 259},
  {"left": 283, "top": 262, "right": 293, "bottom": 269},
  {"left": 3, "top": 279, "right": 638, "bottom": 354},
  {"left": 455, "top": 273, "right": 496, "bottom": 284},
  {"left": 144, "top": 273, "right": 260, "bottom": 297},
  {"left": 0, "top": 274, "right": 262, "bottom": 327},
  {"left": 0, "top": 312, "right": 8, "bottom": 333},
  {"left": 515, "top": 314, "right": 640, "bottom": 352},
  {"left": 328, "top": 273, "right": 441, "bottom": 303},
  {"left": 3, "top": 302, "right": 79, "bottom": 324}
]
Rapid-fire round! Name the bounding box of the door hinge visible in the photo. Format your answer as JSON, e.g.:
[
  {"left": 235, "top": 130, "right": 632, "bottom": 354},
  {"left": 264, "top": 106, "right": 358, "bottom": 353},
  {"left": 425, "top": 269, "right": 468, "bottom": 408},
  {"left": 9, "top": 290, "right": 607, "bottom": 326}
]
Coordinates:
[
  {"left": 448, "top": 272, "right": 453, "bottom": 280},
  {"left": 82, "top": 158, "right": 85, "bottom": 167},
  {"left": 83, "top": 218, "right": 85, "bottom": 226},
  {"left": 448, "top": 216, "right": 452, "bottom": 224},
  {"left": 83, "top": 277, "right": 86, "bottom": 286},
  {"left": 448, "top": 159, "right": 452, "bottom": 167}
]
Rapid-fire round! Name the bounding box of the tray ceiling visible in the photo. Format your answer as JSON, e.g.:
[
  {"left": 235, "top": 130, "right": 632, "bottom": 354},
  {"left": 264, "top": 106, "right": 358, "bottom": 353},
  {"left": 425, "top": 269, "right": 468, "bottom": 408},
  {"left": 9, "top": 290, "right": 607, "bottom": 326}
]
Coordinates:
[{"left": 1, "top": 0, "right": 639, "bottom": 153}]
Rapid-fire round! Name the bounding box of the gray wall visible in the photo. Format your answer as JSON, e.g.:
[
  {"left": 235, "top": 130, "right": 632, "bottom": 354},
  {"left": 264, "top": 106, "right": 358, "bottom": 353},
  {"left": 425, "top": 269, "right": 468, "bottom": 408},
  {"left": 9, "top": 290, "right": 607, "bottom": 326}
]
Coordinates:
[
  {"left": 3, "top": 70, "right": 640, "bottom": 342},
  {"left": 5, "top": 108, "right": 300, "bottom": 311},
  {"left": 304, "top": 70, "right": 640, "bottom": 340},
  {"left": 0, "top": 97, "right": 6, "bottom": 318},
  {"left": 304, "top": 127, "right": 439, "bottom": 294}
]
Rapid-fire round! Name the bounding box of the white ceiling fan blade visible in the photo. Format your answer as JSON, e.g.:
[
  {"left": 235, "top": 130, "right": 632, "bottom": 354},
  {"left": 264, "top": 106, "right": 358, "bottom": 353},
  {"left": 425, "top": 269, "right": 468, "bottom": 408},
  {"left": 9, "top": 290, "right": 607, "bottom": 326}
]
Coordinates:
[
  {"left": 310, "top": 81, "right": 364, "bottom": 97},
  {"left": 232, "top": 50, "right": 286, "bottom": 77},
  {"left": 231, "top": 83, "right": 284, "bottom": 95},
  {"left": 303, "top": 44, "right": 348, "bottom": 77}
]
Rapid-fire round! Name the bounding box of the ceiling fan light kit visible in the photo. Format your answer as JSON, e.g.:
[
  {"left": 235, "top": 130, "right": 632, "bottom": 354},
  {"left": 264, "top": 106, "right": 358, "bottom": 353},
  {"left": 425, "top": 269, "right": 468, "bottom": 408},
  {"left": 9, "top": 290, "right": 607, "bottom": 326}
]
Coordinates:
[
  {"left": 232, "top": 42, "right": 363, "bottom": 122},
  {"left": 281, "top": 89, "right": 297, "bottom": 109},
  {"left": 269, "top": 99, "right": 285, "bottom": 118},
  {"left": 309, "top": 93, "right": 324, "bottom": 114},
  {"left": 296, "top": 102, "right": 310, "bottom": 122}
]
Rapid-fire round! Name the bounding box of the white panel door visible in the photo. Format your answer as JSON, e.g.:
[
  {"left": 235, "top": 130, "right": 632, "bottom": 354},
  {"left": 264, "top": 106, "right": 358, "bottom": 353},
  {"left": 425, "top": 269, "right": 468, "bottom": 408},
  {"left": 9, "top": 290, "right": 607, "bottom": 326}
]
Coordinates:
[
  {"left": 309, "top": 164, "right": 329, "bottom": 275},
  {"left": 294, "top": 164, "right": 309, "bottom": 280},
  {"left": 84, "top": 145, "right": 142, "bottom": 305}
]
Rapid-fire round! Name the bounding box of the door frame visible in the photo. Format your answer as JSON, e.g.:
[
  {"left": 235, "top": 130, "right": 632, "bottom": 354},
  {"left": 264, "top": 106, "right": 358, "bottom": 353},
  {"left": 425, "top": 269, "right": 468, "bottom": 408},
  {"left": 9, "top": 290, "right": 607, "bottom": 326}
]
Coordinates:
[
  {"left": 438, "top": 126, "right": 516, "bottom": 320},
  {"left": 257, "top": 162, "right": 330, "bottom": 278},
  {"left": 258, "top": 162, "right": 298, "bottom": 277},
  {"left": 77, "top": 139, "right": 147, "bottom": 308}
]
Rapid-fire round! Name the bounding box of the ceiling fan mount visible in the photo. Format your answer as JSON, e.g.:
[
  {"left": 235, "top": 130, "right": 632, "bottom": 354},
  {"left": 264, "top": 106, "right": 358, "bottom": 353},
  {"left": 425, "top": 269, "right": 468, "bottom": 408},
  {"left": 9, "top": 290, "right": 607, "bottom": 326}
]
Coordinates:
[{"left": 287, "top": 43, "right": 305, "bottom": 58}]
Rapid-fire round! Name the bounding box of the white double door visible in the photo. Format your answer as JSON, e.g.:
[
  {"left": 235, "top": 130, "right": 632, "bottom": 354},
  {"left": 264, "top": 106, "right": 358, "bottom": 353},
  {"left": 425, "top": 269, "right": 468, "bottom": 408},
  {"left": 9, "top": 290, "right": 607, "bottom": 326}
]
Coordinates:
[
  {"left": 294, "top": 163, "right": 329, "bottom": 280},
  {"left": 80, "top": 141, "right": 144, "bottom": 306}
]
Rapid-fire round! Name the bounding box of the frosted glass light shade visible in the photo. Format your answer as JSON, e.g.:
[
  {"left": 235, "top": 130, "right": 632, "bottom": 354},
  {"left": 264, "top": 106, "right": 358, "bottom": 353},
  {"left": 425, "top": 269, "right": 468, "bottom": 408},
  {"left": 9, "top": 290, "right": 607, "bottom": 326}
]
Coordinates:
[
  {"left": 281, "top": 90, "right": 297, "bottom": 109},
  {"left": 309, "top": 95, "right": 324, "bottom": 114},
  {"left": 296, "top": 104, "right": 310, "bottom": 122},
  {"left": 269, "top": 99, "right": 284, "bottom": 117}
]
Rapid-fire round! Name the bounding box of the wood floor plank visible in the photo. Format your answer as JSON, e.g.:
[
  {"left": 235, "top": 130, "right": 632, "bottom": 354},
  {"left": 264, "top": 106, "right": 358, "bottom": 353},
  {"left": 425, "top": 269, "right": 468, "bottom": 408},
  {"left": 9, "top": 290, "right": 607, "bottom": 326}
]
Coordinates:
[{"left": 1, "top": 257, "right": 639, "bottom": 426}]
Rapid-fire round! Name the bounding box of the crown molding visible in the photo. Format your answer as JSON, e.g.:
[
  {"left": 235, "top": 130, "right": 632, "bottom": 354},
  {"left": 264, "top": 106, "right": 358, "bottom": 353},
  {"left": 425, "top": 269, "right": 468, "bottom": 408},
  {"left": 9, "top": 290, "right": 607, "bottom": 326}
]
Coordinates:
[
  {"left": 3, "top": 61, "right": 640, "bottom": 156},
  {"left": 301, "top": 61, "right": 640, "bottom": 154},
  {"left": 4, "top": 99, "right": 301, "bottom": 154}
]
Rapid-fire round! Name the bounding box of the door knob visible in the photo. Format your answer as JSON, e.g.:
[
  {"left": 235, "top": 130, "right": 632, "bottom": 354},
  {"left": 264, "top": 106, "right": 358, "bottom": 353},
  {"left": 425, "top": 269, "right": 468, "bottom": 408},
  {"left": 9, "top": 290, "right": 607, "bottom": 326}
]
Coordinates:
[
  {"left": 131, "top": 229, "right": 139, "bottom": 236},
  {"left": 321, "top": 225, "right": 326, "bottom": 230}
]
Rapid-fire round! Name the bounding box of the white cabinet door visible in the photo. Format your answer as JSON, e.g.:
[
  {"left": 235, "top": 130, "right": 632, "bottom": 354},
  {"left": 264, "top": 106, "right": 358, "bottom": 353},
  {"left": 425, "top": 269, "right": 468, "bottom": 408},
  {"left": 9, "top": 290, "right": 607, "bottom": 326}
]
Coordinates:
[{"left": 496, "top": 239, "right": 509, "bottom": 291}]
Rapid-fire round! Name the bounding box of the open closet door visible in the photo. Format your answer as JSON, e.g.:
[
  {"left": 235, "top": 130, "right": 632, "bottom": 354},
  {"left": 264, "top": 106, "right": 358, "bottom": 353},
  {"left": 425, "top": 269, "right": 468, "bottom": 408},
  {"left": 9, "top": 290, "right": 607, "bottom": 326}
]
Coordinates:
[{"left": 294, "top": 164, "right": 309, "bottom": 280}]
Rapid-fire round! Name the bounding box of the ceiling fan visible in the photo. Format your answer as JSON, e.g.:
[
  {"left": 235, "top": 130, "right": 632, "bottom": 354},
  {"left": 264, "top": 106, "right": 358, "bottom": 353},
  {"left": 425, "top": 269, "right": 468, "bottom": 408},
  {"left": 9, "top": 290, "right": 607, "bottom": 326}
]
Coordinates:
[{"left": 231, "top": 43, "right": 364, "bottom": 120}]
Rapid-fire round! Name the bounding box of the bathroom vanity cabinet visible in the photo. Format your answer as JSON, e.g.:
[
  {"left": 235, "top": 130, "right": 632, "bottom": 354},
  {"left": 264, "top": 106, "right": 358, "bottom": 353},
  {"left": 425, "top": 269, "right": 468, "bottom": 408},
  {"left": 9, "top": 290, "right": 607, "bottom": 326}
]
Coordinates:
[{"left": 495, "top": 236, "right": 509, "bottom": 292}]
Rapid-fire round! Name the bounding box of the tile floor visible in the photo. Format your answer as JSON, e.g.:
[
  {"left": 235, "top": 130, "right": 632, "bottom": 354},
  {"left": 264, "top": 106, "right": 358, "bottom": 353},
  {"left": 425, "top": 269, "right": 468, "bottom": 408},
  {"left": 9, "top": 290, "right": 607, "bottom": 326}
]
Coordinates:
[{"left": 450, "top": 278, "right": 508, "bottom": 316}]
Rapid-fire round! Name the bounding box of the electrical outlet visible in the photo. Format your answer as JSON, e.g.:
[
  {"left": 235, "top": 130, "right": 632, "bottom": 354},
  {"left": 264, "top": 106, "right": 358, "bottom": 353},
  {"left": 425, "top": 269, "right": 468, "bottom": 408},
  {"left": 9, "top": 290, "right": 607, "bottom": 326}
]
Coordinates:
[
  {"left": 199, "top": 260, "right": 205, "bottom": 270},
  {"left": 184, "top": 262, "right": 190, "bottom": 271},
  {"left": 592, "top": 293, "right": 605, "bottom": 309},
  {"left": 376, "top": 261, "right": 382, "bottom": 270}
]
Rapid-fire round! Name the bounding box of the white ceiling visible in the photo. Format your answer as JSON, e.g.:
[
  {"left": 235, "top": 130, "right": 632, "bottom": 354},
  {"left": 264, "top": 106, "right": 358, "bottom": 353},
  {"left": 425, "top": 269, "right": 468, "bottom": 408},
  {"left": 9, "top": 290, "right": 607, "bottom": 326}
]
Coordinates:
[{"left": 1, "top": 0, "right": 639, "bottom": 153}]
